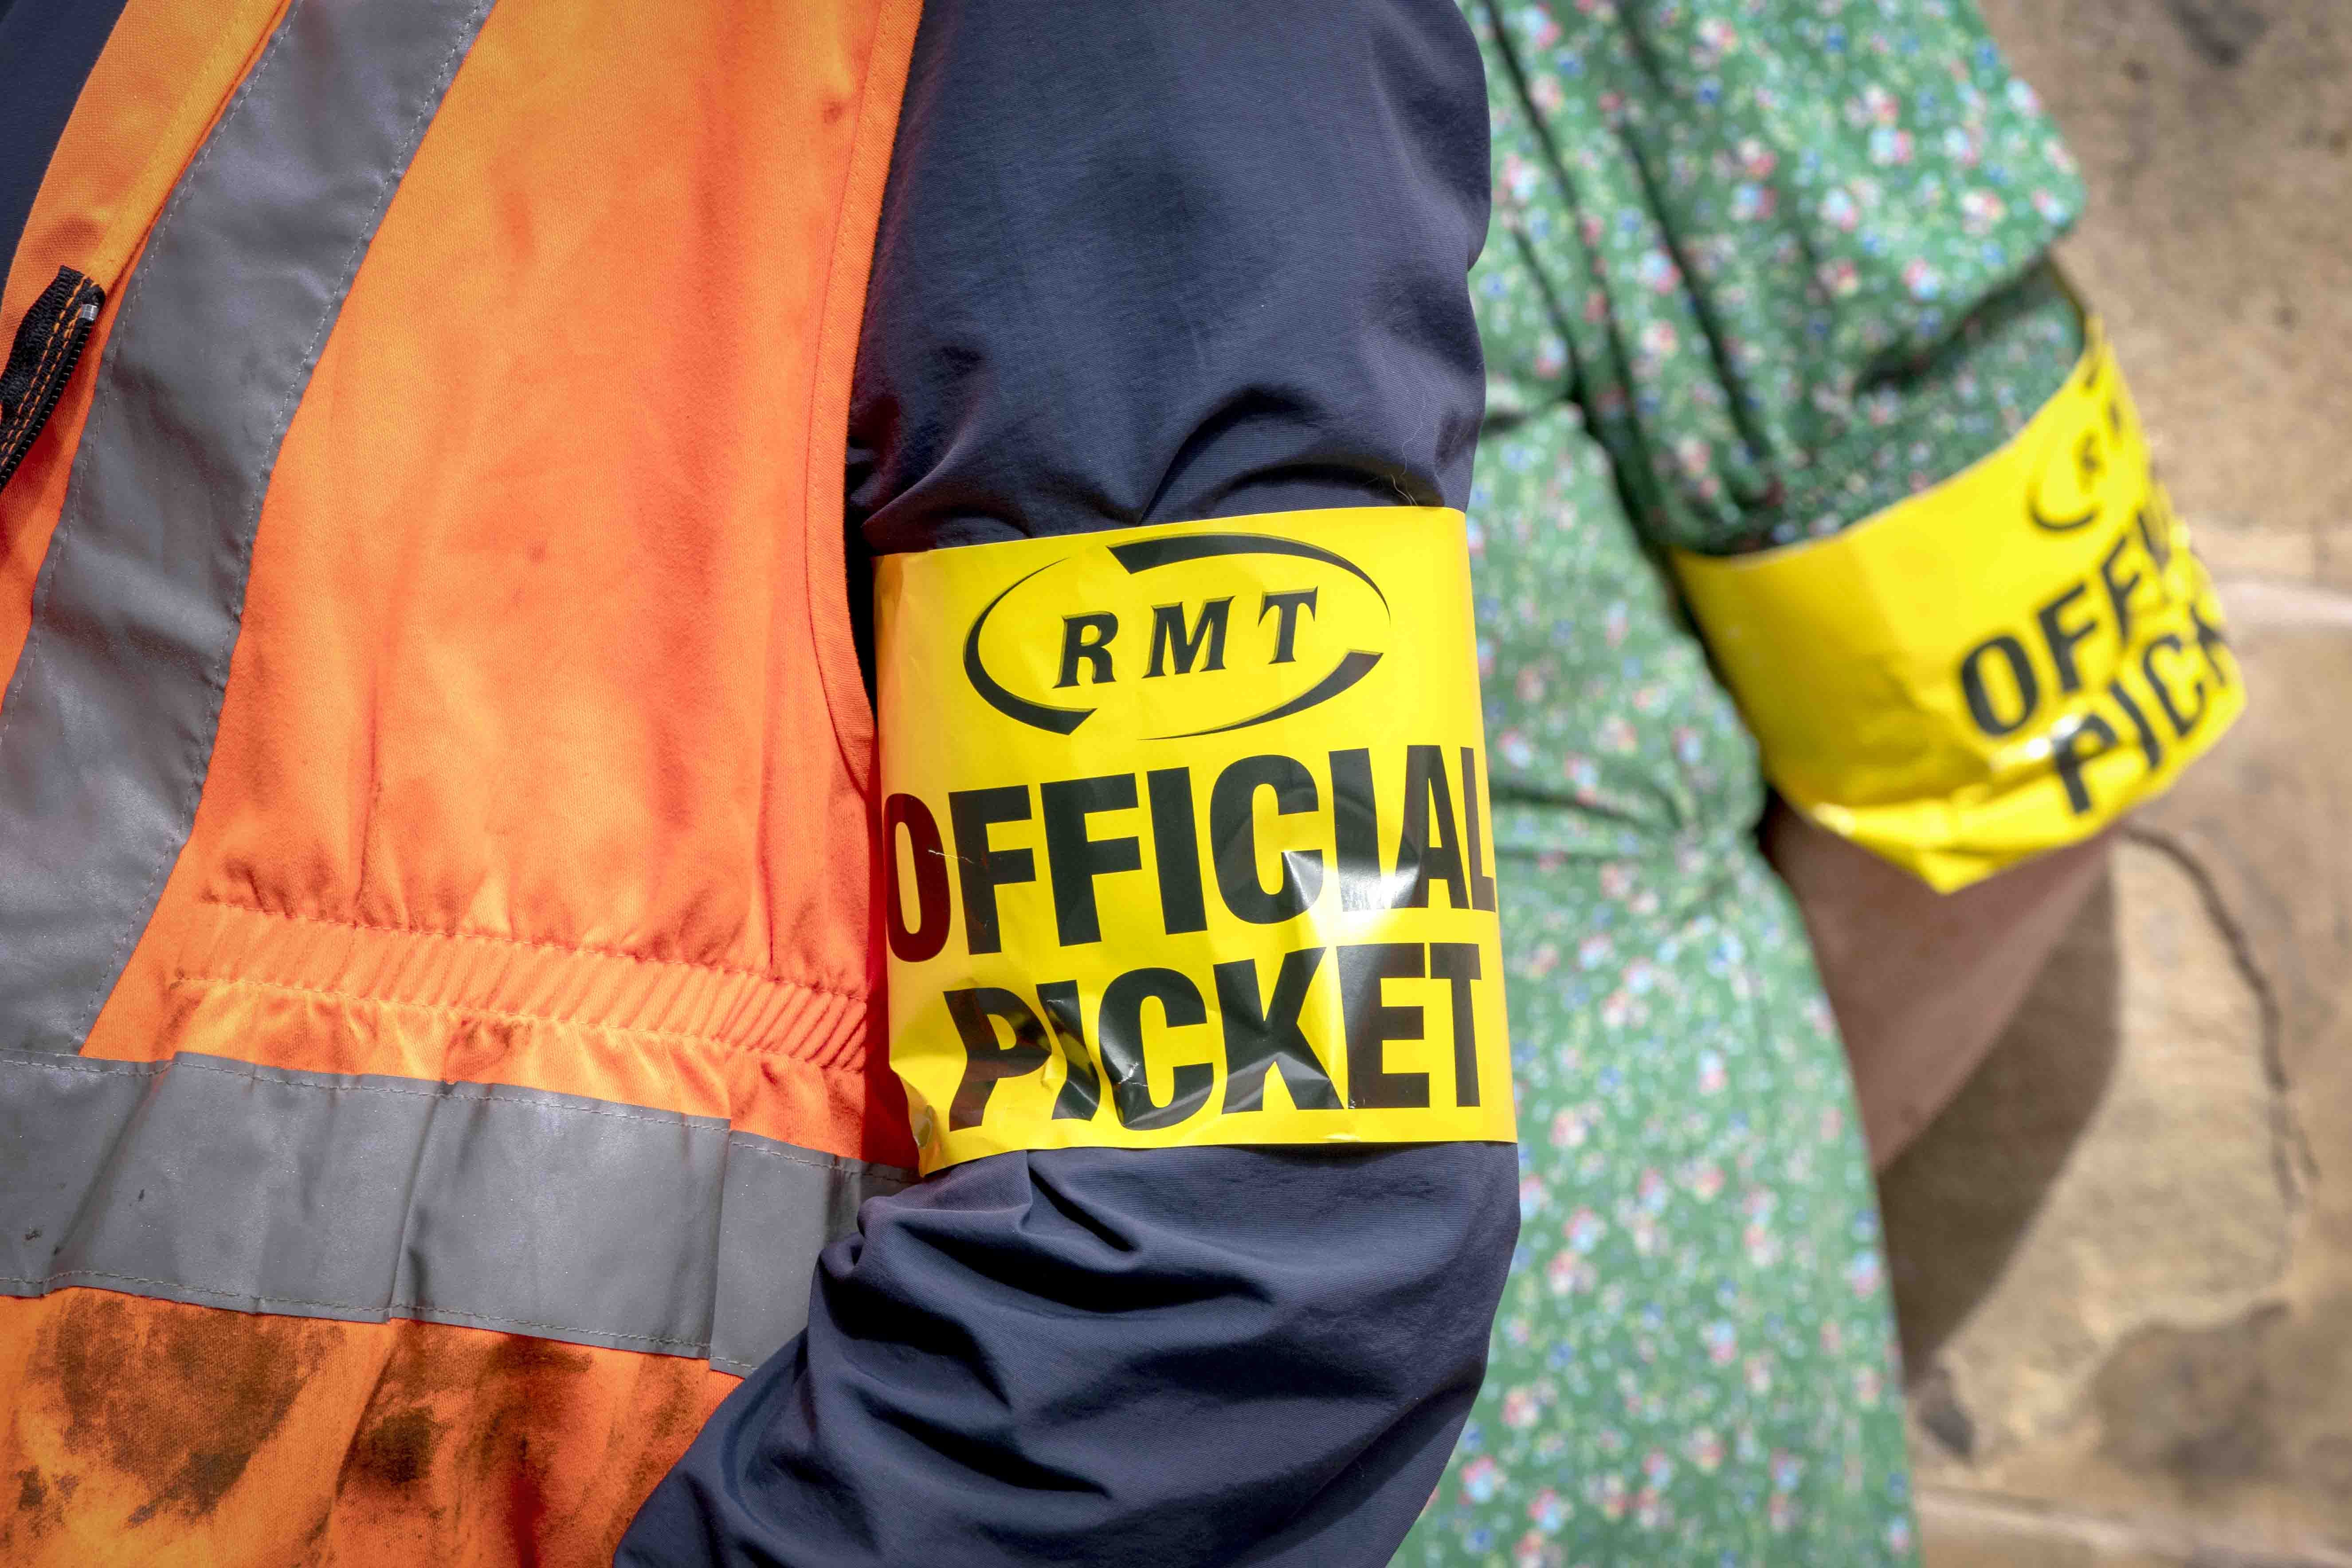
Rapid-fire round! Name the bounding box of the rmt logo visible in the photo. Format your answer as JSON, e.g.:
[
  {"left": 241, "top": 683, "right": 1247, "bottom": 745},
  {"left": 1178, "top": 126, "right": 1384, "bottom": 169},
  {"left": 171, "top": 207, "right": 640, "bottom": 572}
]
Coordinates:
[
  {"left": 961, "top": 533, "right": 1392, "bottom": 740},
  {"left": 1054, "top": 588, "right": 1322, "bottom": 688}
]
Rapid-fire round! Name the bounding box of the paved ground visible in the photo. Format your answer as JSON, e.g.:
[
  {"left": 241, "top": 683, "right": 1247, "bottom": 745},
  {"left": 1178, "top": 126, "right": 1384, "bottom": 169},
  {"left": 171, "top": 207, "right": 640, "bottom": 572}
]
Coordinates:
[{"left": 1893, "top": 6, "right": 2352, "bottom": 1561}]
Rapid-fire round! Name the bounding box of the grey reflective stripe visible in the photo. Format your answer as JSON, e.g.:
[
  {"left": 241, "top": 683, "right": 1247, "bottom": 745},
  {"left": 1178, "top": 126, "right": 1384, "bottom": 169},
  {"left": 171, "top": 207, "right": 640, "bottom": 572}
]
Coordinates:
[
  {"left": 0, "top": 1047, "right": 913, "bottom": 1373},
  {"left": 0, "top": 0, "right": 494, "bottom": 1051}
]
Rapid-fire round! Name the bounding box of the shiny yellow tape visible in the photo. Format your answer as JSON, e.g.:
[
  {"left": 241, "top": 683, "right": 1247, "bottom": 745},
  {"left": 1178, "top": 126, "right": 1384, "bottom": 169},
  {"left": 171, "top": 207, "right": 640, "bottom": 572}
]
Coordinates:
[
  {"left": 875, "top": 507, "right": 1515, "bottom": 1173},
  {"left": 1674, "top": 322, "right": 2243, "bottom": 892}
]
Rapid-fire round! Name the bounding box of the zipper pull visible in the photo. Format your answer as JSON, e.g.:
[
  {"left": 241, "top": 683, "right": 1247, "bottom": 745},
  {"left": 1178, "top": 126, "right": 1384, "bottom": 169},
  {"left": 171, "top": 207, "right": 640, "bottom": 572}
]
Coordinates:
[{"left": 0, "top": 266, "right": 106, "bottom": 495}]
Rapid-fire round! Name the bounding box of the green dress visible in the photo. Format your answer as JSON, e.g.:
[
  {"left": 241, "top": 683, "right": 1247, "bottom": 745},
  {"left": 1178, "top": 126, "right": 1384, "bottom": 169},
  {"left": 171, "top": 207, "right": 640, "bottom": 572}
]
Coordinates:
[{"left": 1404, "top": 2, "right": 2091, "bottom": 1561}]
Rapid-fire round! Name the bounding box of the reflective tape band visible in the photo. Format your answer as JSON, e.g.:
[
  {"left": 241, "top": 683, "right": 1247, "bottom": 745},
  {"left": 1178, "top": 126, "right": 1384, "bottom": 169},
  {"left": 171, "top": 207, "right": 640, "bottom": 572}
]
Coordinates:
[
  {"left": 0, "top": 0, "right": 494, "bottom": 1049},
  {"left": 1672, "top": 322, "right": 2244, "bottom": 893},
  {"left": 875, "top": 507, "right": 1517, "bottom": 1173},
  {"left": 0, "top": 1047, "right": 911, "bottom": 1374}
]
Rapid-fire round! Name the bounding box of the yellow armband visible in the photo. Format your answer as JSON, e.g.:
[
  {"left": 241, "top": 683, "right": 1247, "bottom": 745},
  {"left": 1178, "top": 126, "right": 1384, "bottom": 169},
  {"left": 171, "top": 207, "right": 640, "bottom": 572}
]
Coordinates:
[
  {"left": 874, "top": 508, "right": 1515, "bottom": 1173},
  {"left": 1674, "top": 322, "right": 2242, "bottom": 893}
]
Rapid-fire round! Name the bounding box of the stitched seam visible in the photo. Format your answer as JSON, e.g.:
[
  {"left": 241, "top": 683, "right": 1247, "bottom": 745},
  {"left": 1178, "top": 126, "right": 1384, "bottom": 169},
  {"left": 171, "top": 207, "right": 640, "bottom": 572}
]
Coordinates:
[
  {"left": 0, "top": 339, "right": 71, "bottom": 482},
  {"left": 200, "top": 898, "right": 868, "bottom": 999},
  {"left": 2, "top": 274, "right": 79, "bottom": 403},
  {"left": 725, "top": 1133, "right": 914, "bottom": 1184},
  {"left": 173, "top": 1043, "right": 735, "bottom": 1127},
  {"left": 0, "top": 278, "right": 95, "bottom": 479},
  {"left": 170, "top": 968, "right": 859, "bottom": 1062},
  {"left": 8, "top": 1046, "right": 747, "bottom": 1137},
  {"left": 3, "top": 1048, "right": 905, "bottom": 1170},
  {"left": 0, "top": 1053, "right": 174, "bottom": 1080},
  {"left": 0, "top": 286, "right": 79, "bottom": 448},
  {"left": 0, "top": 282, "right": 102, "bottom": 489},
  {"left": 0, "top": 1270, "right": 714, "bottom": 1352}
]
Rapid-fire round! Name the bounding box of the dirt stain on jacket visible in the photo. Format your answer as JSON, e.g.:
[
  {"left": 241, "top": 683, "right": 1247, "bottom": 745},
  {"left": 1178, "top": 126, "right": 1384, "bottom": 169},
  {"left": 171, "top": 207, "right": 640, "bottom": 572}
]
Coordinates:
[{"left": 27, "top": 1293, "right": 333, "bottom": 1529}]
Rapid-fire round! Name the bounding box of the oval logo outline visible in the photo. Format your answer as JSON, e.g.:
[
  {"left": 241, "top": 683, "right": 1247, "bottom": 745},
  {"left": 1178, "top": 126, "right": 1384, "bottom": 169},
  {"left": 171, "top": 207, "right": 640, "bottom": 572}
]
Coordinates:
[{"left": 960, "top": 531, "right": 1390, "bottom": 739}]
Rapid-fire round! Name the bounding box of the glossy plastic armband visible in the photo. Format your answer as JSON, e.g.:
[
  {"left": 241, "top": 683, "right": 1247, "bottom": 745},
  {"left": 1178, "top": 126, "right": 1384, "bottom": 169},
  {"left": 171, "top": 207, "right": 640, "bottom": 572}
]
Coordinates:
[
  {"left": 1674, "top": 322, "right": 2242, "bottom": 893},
  {"left": 874, "top": 508, "right": 1517, "bottom": 1173}
]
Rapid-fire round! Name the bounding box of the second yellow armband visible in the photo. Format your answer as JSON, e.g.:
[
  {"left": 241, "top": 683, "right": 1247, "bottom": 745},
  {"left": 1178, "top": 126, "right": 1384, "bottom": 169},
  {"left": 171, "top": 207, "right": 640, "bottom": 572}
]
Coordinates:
[{"left": 1674, "top": 322, "right": 2242, "bottom": 893}]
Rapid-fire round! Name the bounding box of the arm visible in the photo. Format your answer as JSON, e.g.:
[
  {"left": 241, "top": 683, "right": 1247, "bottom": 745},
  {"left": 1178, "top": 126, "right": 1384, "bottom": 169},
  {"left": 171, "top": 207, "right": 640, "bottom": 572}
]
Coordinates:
[
  {"left": 619, "top": 4, "right": 1514, "bottom": 1564},
  {"left": 1469, "top": 0, "right": 2235, "bottom": 1171},
  {"left": 1763, "top": 799, "right": 2112, "bottom": 1169}
]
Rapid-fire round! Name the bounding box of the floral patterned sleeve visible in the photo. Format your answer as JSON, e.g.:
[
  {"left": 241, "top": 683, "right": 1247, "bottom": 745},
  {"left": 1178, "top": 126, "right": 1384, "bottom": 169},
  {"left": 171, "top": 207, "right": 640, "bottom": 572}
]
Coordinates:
[
  {"left": 1403, "top": 2, "right": 2096, "bottom": 1562},
  {"left": 1474, "top": 0, "right": 2089, "bottom": 554}
]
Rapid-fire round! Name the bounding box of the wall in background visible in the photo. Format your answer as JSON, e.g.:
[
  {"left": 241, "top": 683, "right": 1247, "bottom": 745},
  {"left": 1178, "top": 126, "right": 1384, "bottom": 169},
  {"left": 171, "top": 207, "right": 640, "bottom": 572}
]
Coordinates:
[{"left": 1891, "top": 7, "right": 2352, "bottom": 1563}]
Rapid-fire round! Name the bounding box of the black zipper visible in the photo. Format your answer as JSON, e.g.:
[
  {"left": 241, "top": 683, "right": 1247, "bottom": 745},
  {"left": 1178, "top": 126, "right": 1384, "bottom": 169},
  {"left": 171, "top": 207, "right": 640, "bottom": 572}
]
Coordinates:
[{"left": 0, "top": 266, "right": 106, "bottom": 495}]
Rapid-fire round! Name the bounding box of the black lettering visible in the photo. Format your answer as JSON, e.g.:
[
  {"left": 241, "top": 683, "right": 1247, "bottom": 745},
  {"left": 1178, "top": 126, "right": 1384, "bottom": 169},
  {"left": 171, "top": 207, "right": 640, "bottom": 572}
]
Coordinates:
[
  {"left": 1146, "top": 768, "right": 1208, "bottom": 935},
  {"left": 2191, "top": 599, "right": 2235, "bottom": 690},
  {"left": 1340, "top": 942, "right": 1429, "bottom": 1109},
  {"left": 1146, "top": 598, "right": 1232, "bottom": 677},
  {"left": 2076, "top": 426, "right": 2106, "bottom": 491},
  {"left": 1460, "top": 747, "right": 1498, "bottom": 913},
  {"left": 1429, "top": 942, "right": 1483, "bottom": 1109},
  {"left": 1329, "top": 747, "right": 1389, "bottom": 912},
  {"left": 1258, "top": 589, "right": 1318, "bottom": 664},
  {"left": 948, "top": 786, "right": 1034, "bottom": 956},
  {"left": 1055, "top": 612, "right": 1119, "bottom": 688},
  {"left": 2036, "top": 582, "right": 2097, "bottom": 696},
  {"left": 2109, "top": 677, "right": 2164, "bottom": 772},
  {"left": 1960, "top": 635, "right": 2040, "bottom": 738},
  {"left": 2100, "top": 531, "right": 2147, "bottom": 650},
  {"left": 1214, "top": 949, "right": 1341, "bottom": 1113},
  {"left": 2137, "top": 502, "right": 2175, "bottom": 576},
  {"left": 2050, "top": 712, "right": 2120, "bottom": 816},
  {"left": 1035, "top": 979, "right": 1103, "bottom": 1121},
  {"left": 1098, "top": 967, "right": 1214, "bottom": 1131},
  {"left": 1040, "top": 774, "right": 1143, "bottom": 946},
  {"left": 1210, "top": 754, "right": 1324, "bottom": 925},
  {"left": 1396, "top": 745, "right": 1471, "bottom": 910},
  {"left": 2142, "top": 634, "right": 2208, "bottom": 739},
  {"left": 882, "top": 793, "right": 951, "bottom": 963},
  {"left": 943, "top": 987, "right": 1050, "bottom": 1129}
]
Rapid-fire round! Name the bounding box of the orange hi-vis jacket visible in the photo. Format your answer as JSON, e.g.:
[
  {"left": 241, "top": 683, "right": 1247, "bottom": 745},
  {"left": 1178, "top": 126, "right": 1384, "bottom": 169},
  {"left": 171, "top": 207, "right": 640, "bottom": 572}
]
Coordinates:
[
  {"left": 0, "top": 0, "right": 923, "bottom": 1558},
  {"left": 1, "top": 0, "right": 1524, "bottom": 1559}
]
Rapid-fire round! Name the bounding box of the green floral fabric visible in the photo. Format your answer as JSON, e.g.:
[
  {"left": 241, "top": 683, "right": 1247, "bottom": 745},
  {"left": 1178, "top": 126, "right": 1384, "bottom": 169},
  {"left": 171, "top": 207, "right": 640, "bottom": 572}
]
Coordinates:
[
  {"left": 1468, "top": 0, "right": 2089, "bottom": 557},
  {"left": 1403, "top": 2, "right": 2095, "bottom": 1562}
]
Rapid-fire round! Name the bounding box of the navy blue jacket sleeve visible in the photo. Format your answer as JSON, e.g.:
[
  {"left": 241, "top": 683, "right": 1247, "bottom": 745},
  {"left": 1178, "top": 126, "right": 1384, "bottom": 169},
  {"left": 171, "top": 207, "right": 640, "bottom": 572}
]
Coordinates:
[
  {"left": 0, "top": 0, "right": 132, "bottom": 274},
  {"left": 617, "top": 4, "right": 1516, "bottom": 1565}
]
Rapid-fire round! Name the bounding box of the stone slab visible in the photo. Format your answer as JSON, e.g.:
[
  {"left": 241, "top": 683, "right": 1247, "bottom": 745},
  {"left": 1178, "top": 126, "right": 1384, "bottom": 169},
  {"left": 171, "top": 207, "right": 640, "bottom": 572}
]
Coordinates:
[
  {"left": 1893, "top": 588, "right": 2352, "bottom": 1558},
  {"left": 1979, "top": 0, "right": 2352, "bottom": 576}
]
